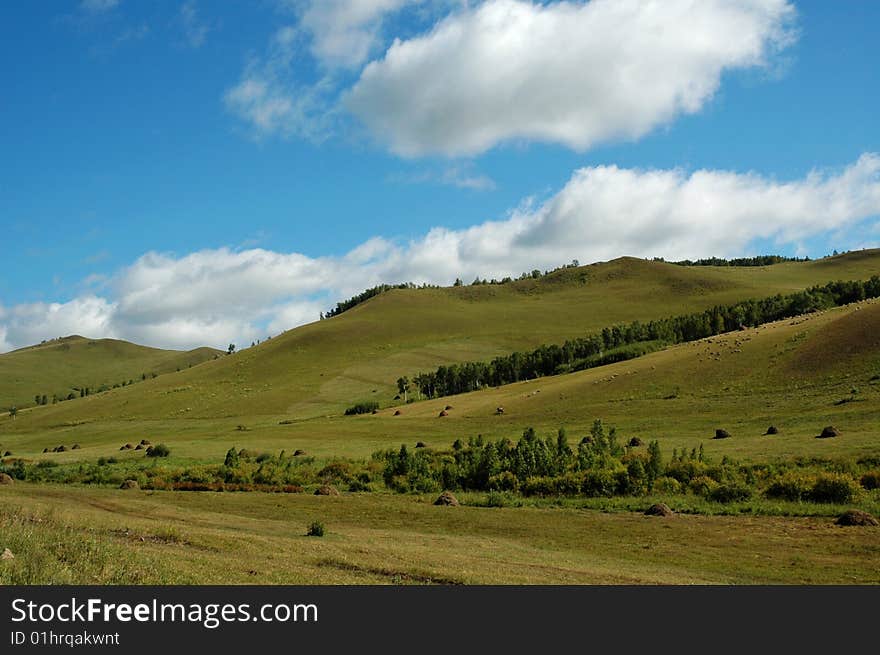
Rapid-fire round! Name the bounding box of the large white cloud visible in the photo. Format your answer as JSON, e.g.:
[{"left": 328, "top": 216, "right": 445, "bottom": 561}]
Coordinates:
[
  {"left": 346, "top": 0, "right": 796, "bottom": 156},
  {"left": 2, "top": 154, "right": 879, "bottom": 352}
]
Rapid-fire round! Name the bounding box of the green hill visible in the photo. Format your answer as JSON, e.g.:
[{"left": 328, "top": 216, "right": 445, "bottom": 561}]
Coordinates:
[
  {"left": 1, "top": 250, "right": 878, "bottom": 463},
  {"left": 0, "top": 335, "right": 222, "bottom": 413}
]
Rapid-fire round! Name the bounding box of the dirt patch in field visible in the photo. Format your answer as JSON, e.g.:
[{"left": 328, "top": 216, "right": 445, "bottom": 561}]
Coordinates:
[{"left": 316, "top": 558, "right": 465, "bottom": 585}]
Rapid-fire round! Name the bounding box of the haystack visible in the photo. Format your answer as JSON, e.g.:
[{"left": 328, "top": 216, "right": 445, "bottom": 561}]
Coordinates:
[
  {"left": 819, "top": 426, "right": 841, "bottom": 439},
  {"left": 714, "top": 429, "right": 731, "bottom": 440},
  {"left": 434, "top": 491, "right": 459, "bottom": 506},
  {"left": 644, "top": 503, "right": 674, "bottom": 517},
  {"left": 314, "top": 485, "right": 340, "bottom": 496},
  {"left": 835, "top": 510, "right": 878, "bottom": 526}
]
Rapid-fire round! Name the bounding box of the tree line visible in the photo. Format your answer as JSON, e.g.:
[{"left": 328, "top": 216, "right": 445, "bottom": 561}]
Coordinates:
[
  {"left": 408, "top": 276, "right": 880, "bottom": 399},
  {"left": 668, "top": 255, "right": 810, "bottom": 267}
]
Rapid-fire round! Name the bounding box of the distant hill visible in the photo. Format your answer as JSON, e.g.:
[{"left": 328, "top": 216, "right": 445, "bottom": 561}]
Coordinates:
[{"left": 0, "top": 335, "right": 222, "bottom": 411}]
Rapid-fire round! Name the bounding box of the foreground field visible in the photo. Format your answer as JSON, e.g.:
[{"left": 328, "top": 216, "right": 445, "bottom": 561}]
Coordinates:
[{"left": 1, "top": 483, "right": 878, "bottom": 585}]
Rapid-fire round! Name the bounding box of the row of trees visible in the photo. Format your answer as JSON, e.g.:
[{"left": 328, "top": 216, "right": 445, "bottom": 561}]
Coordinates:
[
  {"left": 668, "top": 255, "right": 810, "bottom": 267},
  {"left": 377, "top": 421, "right": 664, "bottom": 495},
  {"left": 409, "top": 277, "right": 880, "bottom": 399}
]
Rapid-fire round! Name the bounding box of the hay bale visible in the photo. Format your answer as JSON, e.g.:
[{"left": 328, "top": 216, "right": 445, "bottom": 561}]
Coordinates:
[
  {"left": 438, "top": 410, "right": 448, "bottom": 417},
  {"left": 56, "top": 445, "right": 67, "bottom": 452},
  {"left": 1, "top": 548, "right": 13, "bottom": 560},
  {"left": 135, "top": 444, "right": 144, "bottom": 450},
  {"left": 71, "top": 444, "right": 81, "bottom": 450},
  {"left": 415, "top": 441, "right": 427, "bottom": 448},
  {"left": 644, "top": 503, "right": 674, "bottom": 517},
  {"left": 445, "top": 405, "right": 453, "bottom": 410},
  {"left": 495, "top": 406, "right": 504, "bottom": 415},
  {"left": 434, "top": 491, "right": 459, "bottom": 506},
  {"left": 819, "top": 426, "right": 841, "bottom": 439},
  {"left": 314, "top": 485, "right": 340, "bottom": 496},
  {"left": 120, "top": 443, "right": 133, "bottom": 450},
  {"left": 714, "top": 429, "right": 731, "bottom": 440},
  {"left": 0, "top": 473, "right": 14, "bottom": 485},
  {"left": 140, "top": 439, "right": 151, "bottom": 446},
  {"left": 2, "top": 451, "right": 10, "bottom": 457},
  {"left": 835, "top": 510, "right": 878, "bottom": 526},
  {"left": 119, "top": 479, "right": 139, "bottom": 490},
  {"left": 393, "top": 410, "right": 402, "bottom": 416},
  {"left": 765, "top": 426, "right": 779, "bottom": 435},
  {"left": 293, "top": 449, "right": 306, "bottom": 456},
  {"left": 628, "top": 437, "right": 644, "bottom": 447},
  {"left": 43, "top": 448, "right": 50, "bottom": 453}
]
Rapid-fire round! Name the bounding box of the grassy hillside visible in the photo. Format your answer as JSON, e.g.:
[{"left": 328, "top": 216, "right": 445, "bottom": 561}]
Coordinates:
[
  {"left": 0, "top": 335, "right": 221, "bottom": 412},
  {"left": 0, "top": 251, "right": 877, "bottom": 466},
  {"left": 3, "top": 251, "right": 880, "bottom": 433}
]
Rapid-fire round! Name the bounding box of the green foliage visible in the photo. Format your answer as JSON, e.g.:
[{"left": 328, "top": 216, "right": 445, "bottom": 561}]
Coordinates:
[
  {"left": 306, "top": 521, "right": 325, "bottom": 537},
  {"left": 809, "top": 473, "right": 860, "bottom": 504},
  {"left": 860, "top": 470, "right": 880, "bottom": 490},
  {"left": 344, "top": 401, "right": 379, "bottom": 416},
  {"left": 146, "top": 443, "right": 171, "bottom": 458}
]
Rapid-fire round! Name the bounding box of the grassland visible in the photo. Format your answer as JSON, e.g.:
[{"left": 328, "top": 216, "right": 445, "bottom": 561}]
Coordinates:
[
  {"left": 0, "top": 335, "right": 221, "bottom": 412},
  {"left": 2, "top": 483, "right": 878, "bottom": 585},
  {"left": 1, "top": 252, "right": 879, "bottom": 584}
]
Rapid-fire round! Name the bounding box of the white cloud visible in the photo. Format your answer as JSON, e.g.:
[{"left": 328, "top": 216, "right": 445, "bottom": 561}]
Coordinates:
[
  {"left": 179, "top": 1, "right": 210, "bottom": 48},
  {"left": 300, "top": 0, "right": 419, "bottom": 69},
  {"left": 346, "top": 0, "right": 797, "bottom": 156},
  {"left": 3, "top": 154, "right": 879, "bottom": 353},
  {"left": 223, "top": 26, "right": 338, "bottom": 140},
  {"left": 389, "top": 163, "right": 497, "bottom": 191}
]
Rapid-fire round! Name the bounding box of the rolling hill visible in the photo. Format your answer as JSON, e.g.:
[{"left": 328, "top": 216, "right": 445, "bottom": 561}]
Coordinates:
[
  {"left": 0, "top": 335, "right": 222, "bottom": 413},
  {"left": 0, "top": 250, "right": 878, "bottom": 464}
]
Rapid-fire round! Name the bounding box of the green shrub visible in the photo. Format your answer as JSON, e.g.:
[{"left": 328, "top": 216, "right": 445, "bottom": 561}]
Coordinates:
[
  {"left": 347, "top": 479, "right": 371, "bottom": 492},
  {"left": 765, "top": 472, "right": 814, "bottom": 501},
  {"left": 581, "top": 469, "right": 619, "bottom": 497},
  {"left": 306, "top": 521, "right": 325, "bottom": 537},
  {"left": 521, "top": 476, "right": 558, "bottom": 497},
  {"left": 809, "top": 473, "right": 860, "bottom": 504},
  {"left": 344, "top": 401, "right": 379, "bottom": 416},
  {"left": 860, "top": 470, "right": 880, "bottom": 490},
  {"left": 708, "top": 483, "right": 753, "bottom": 503},
  {"left": 654, "top": 476, "right": 682, "bottom": 494},
  {"left": 146, "top": 444, "right": 171, "bottom": 458},
  {"left": 688, "top": 475, "right": 720, "bottom": 497},
  {"left": 487, "top": 471, "right": 518, "bottom": 492}
]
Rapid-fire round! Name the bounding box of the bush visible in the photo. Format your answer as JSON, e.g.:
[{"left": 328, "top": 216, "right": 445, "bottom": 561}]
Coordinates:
[
  {"left": 653, "top": 476, "right": 682, "bottom": 494},
  {"left": 306, "top": 521, "right": 325, "bottom": 537},
  {"left": 765, "top": 472, "right": 814, "bottom": 501},
  {"left": 708, "top": 483, "right": 753, "bottom": 503},
  {"left": 487, "top": 471, "right": 518, "bottom": 492},
  {"left": 688, "top": 475, "right": 720, "bottom": 497},
  {"left": 581, "top": 469, "right": 619, "bottom": 497},
  {"left": 860, "top": 470, "right": 880, "bottom": 490},
  {"left": 809, "top": 473, "right": 860, "bottom": 504},
  {"left": 344, "top": 401, "right": 379, "bottom": 416},
  {"left": 146, "top": 444, "right": 171, "bottom": 458}
]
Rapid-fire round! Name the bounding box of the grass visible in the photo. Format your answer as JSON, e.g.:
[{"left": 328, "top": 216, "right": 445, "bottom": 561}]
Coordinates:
[
  {"left": 0, "top": 335, "right": 221, "bottom": 412},
  {"left": 2, "top": 483, "right": 878, "bottom": 585}
]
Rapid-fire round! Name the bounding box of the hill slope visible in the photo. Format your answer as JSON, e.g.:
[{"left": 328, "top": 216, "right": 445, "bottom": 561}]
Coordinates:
[{"left": 0, "top": 336, "right": 222, "bottom": 411}]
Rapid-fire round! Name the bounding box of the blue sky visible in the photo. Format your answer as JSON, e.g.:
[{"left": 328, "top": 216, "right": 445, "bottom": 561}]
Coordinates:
[{"left": 1, "top": 0, "right": 878, "bottom": 351}]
